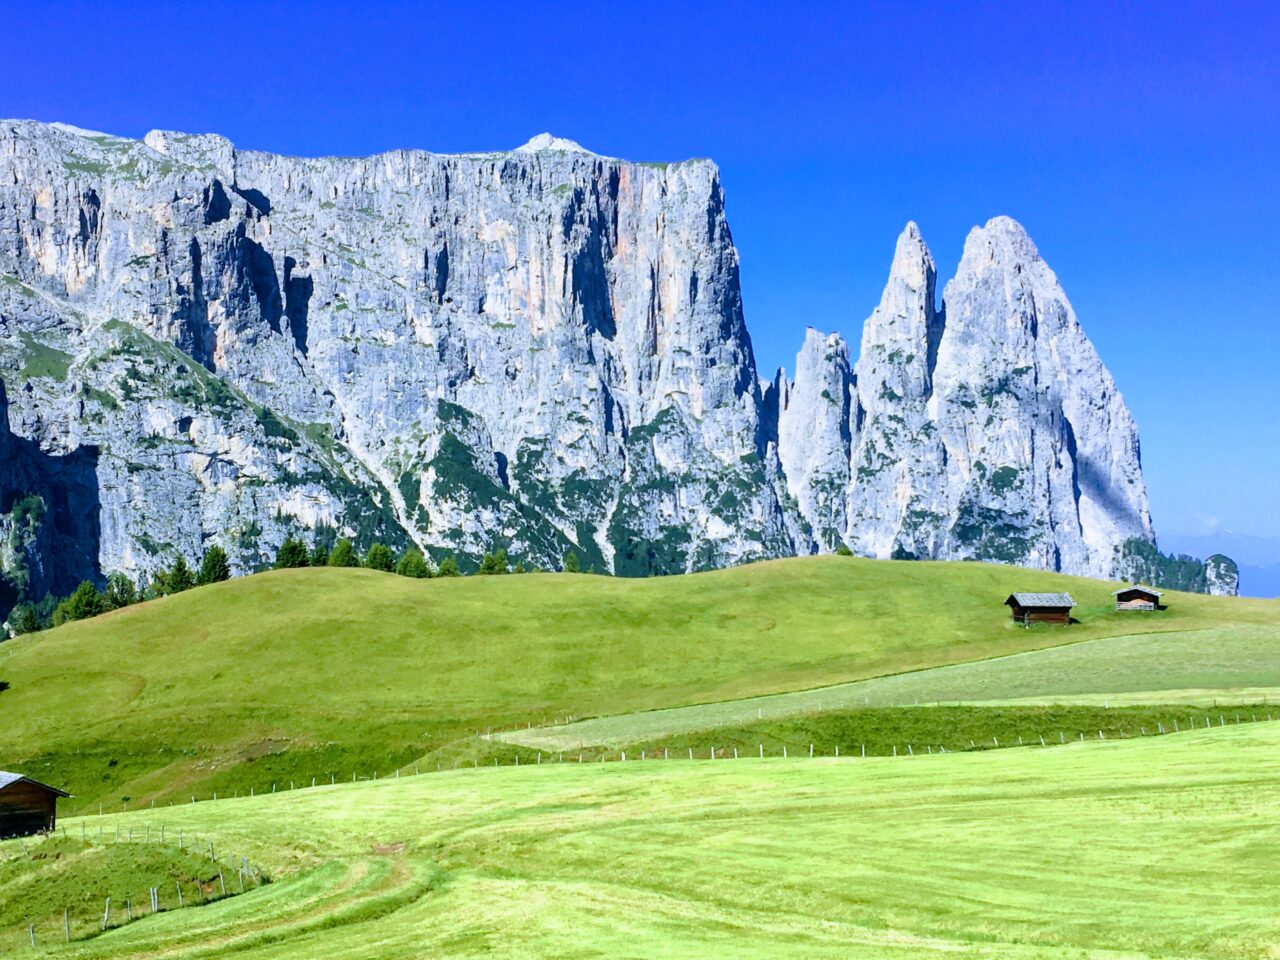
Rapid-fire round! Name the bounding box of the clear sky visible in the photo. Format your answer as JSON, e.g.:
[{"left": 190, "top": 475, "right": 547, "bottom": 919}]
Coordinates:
[{"left": 3, "top": 0, "right": 1277, "bottom": 548}]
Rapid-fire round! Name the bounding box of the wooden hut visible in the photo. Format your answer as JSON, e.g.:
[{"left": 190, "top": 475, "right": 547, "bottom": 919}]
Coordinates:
[
  {"left": 1113, "top": 585, "right": 1163, "bottom": 611},
  {"left": 1005, "top": 592, "right": 1075, "bottom": 625},
  {"left": 0, "top": 772, "right": 70, "bottom": 838}
]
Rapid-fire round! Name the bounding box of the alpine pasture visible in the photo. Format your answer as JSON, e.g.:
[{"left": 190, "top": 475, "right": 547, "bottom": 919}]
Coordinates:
[{"left": 1, "top": 556, "right": 1278, "bottom": 957}]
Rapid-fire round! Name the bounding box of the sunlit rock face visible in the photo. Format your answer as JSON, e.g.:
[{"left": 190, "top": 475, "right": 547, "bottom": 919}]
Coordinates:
[
  {"left": 0, "top": 120, "right": 1219, "bottom": 596},
  {"left": 774, "top": 218, "right": 1155, "bottom": 579},
  {"left": 0, "top": 121, "right": 795, "bottom": 582}
]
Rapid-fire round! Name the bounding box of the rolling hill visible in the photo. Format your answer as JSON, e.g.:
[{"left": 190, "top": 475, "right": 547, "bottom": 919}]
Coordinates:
[{"left": 1, "top": 556, "right": 1275, "bottom": 810}]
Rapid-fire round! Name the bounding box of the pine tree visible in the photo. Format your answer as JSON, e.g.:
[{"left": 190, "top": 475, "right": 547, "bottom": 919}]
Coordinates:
[
  {"left": 327, "top": 538, "right": 359, "bottom": 567},
  {"left": 395, "top": 548, "right": 431, "bottom": 578},
  {"left": 365, "top": 542, "right": 395, "bottom": 572},
  {"left": 562, "top": 551, "right": 580, "bottom": 573},
  {"left": 310, "top": 543, "right": 330, "bottom": 567},
  {"left": 436, "top": 555, "right": 460, "bottom": 577},
  {"left": 8, "top": 604, "right": 42, "bottom": 635},
  {"left": 166, "top": 556, "right": 196, "bottom": 594},
  {"left": 274, "top": 537, "right": 310, "bottom": 569},
  {"left": 52, "top": 581, "right": 106, "bottom": 625},
  {"left": 478, "top": 548, "right": 509, "bottom": 575},
  {"left": 197, "top": 545, "right": 231, "bottom": 585},
  {"left": 103, "top": 572, "right": 139, "bottom": 609}
]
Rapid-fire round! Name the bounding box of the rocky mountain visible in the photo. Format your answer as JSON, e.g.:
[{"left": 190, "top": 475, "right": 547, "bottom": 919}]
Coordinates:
[{"left": 0, "top": 120, "right": 1236, "bottom": 618}]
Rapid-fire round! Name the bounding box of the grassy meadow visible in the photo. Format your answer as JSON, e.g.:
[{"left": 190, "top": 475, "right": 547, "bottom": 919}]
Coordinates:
[
  {"left": 2, "top": 723, "right": 1277, "bottom": 958},
  {"left": 503, "top": 622, "right": 1280, "bottom": 750},
  {"left": 1, "top": 556, "right": 1276, "bottom": 808}
]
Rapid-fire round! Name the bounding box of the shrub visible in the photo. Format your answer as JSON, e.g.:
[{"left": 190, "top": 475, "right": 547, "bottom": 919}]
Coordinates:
[
  {"left": 835, "top": 544, "right": 853, "bottom": 557},
  {"left": 563, "top": 551, "right": 580, "bottom": 573}
]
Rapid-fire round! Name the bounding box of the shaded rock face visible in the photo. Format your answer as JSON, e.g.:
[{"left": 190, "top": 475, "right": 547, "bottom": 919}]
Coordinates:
[
  {"left": 0, "top": 379, "right": 101, "bottom": 615},
  {"left": 0, "top": 121, "right": 1228, "bottom": 594},
  {"left": 774, "top": 218, "right": 1156, "bottom": 580}
]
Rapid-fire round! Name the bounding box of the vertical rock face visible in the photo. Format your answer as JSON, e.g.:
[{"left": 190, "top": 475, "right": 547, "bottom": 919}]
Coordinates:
[
  {"left": 773, "top": 328, "right": 854, "bottom": 550},
  {"left": 0, "top": 121, "right": 793, "bottom": 595},
  {"left": 775, "top": 217, "right": 1157, "bottom": 580},
  {"left": 0, "top": 120, "right": 1232, "bottom": 609}
]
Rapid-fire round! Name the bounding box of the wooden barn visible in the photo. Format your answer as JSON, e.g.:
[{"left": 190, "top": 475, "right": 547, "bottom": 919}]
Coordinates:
[
  {"left": 0, "top": 772, "right": 70, "bottom": 838},
  {"left": 1005, "top": 592, "right": 1075, "bottom": 625},
  {"left": 1113, "top": 585, "right": 1163, "bottom": 611}
]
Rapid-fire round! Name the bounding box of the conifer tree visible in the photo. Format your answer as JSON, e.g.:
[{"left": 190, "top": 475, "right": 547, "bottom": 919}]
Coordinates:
[
  {"left": 197, "top": 545, "right": 231, "bottom": 585},
  {"left": 327, "top": 538, "right": 359, "bottom": 568},
  {"left": 365, "top": 542, "right": 395, "bottom": 572},
  {"left": 274, "top": 537, "right": 310, "bottom": 569},
  {"left": 53, "top": 581, "right": 106, "bottom": 625},
  {"left": 478, "top": 548, "right": 509, "bottom": 575},
  {"left": 103, "top": 572, "right": 140, "bottom": 609},
  {"left": 166, "top": 556, "right": 196, "bottom": 593},
  {"left": 395, "top": 548, "right": 431, "bottom": 578},
  {"left": 436, "top": 555, "right": 460, "bottom": 577}
]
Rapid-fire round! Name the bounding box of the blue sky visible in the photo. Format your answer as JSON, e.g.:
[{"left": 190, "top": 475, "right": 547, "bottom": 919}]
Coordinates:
[{"left": 3, "top": 0, "right": 1278, "bottom": 551}]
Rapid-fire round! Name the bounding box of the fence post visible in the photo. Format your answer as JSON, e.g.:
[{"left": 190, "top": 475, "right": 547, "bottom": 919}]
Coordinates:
[
  {"left": 64, "top": 907, "right": 70, "bottom": 942},
  {"left": 102, "top": 898, "right": 110, "bottom": 931}
]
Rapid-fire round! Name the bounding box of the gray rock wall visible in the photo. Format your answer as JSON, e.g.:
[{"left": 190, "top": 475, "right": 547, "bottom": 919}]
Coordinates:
[{"left": 0, "top": 120, "right": 1231, "bottom": 602}]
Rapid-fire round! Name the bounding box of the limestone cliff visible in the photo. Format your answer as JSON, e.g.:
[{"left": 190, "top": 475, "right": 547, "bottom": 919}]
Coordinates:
[{"left": 0, "top": 120, "right": 1232, "bottom": 612}]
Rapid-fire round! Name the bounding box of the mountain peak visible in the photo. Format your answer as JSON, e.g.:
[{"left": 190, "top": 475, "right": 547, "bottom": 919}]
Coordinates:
[{"left": 515, "top": 133, "right": 593, "bottom": 154}]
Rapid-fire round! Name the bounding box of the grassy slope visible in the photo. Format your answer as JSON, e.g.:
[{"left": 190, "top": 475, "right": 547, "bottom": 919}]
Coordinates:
[
  {"left": 503, "top": 622, "right": 1280, "bottom": 749},
  {"left": 0, "top": 837, "right": 244, "bottom": 943},
  {"left": 1, "top": 557, "right": 1276, "bottom": 807},
  {"left": 3, "top": 724, "right": 1278, "bottom": 958}
]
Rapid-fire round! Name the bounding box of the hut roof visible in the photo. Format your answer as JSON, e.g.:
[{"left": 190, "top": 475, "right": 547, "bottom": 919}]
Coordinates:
[
  {"left": 0, "top": 772, "right": 70, "bottom": 797},
  {"left": 1007, "top": 592, "right": 1075, "bottom": 608},
  {"left": 1112, "top": 585, "right": 1163, "bottom": 597}
]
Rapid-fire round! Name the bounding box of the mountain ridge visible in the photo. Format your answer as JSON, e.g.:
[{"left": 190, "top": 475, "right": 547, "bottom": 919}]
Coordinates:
[{"left": 0, "top": 120, "right": 1236, "bottom": 619}]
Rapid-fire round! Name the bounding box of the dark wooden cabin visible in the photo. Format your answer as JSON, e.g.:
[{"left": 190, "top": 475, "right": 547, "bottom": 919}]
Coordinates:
[
  {"left": 1113, "top": 585, "right": 1163, "bottom": 611},
  {"left": 1005, "top": 592, "right": 1075, "bottom": 625},
  {"left": 0, "top": 772, "right": 70, "bottom": 838}
]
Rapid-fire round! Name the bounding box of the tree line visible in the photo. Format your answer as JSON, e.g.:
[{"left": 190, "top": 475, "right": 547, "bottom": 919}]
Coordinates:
[{"left": 5, "top": 541, "right": 585, "bottom": 636}]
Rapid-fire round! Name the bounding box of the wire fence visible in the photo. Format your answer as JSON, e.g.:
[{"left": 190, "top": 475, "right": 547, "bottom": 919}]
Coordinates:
[{"left": 1, "top": 827, "right": 267, "bottom": 951}]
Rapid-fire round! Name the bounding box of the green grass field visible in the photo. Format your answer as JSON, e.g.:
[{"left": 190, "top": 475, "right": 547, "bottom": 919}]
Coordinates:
[
  {"left": 3, "top": 723, "right": 1278, "bottom": 958},
  {"left": 502, "top": 623, "right": 1280, "bottom": 750},
  {"left": 1, "top": 557, "right": 1275, "bottom": 809}
]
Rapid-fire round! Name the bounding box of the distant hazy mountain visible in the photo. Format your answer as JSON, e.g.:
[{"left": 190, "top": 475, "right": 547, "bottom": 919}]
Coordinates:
[{"left": 0, "top": 120, "right": 1234, "bottom": 621}]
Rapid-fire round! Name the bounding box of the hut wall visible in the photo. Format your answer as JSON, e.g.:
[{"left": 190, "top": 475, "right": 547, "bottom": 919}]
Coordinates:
[{"left": 0, "top": 782, "right": 57, "bottom": 837}]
